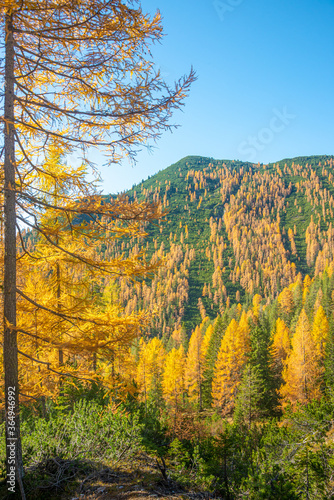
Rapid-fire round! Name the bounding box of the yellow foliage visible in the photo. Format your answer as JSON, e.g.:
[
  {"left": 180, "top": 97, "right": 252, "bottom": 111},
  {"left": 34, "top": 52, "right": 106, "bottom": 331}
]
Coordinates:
[
  {"left": 7, "top": 147, "right": 161, "bottom": 403},
  {"left": 312, "top": 305, "right": 329, "bottom": 361},
  {"left": 136, "top": 337, "right": 166, "bottom": 400},
  {"left": 252, "top": 294, "right": 262, "bottom": 318},
  {"left": 278, "top": 288, "right": 294, "bottom": 315},
  {"left": 184, "top": 326, "right": 204, "bottom": 407},
  {"left": 279, "top": 309, "right": 323, "bottom": 410},
  {"left": 201, "top": 324, "right": 214, "bottom": 362},
  {"left": 270, "top": 318, "right": 291, "bottom": 377},
  {"left": 212, "top": 317, "right": 250, "bottom": 415},
  {"left": 162, "top": 345, "right": 186, "bottom": 408}
]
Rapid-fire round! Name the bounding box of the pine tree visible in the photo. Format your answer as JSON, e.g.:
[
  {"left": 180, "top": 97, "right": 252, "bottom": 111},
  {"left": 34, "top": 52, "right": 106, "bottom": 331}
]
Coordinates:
[
  {"left": 201, "top": 323, "right": 214, "bottom": 361},
  {"left": 249, "top": 322, "right": 275, "bottom": 415},
  {"left": 212, "top": 316, "right": 250, "bottom": 415},
  {"left": 234, "top": 363, "right": 266, "bottom": 427}
]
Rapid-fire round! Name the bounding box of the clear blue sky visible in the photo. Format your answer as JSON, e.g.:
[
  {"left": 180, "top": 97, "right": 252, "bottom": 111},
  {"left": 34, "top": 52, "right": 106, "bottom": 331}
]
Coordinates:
[{"left": 92, "top": 0, "right": 334, "bottom": 194}]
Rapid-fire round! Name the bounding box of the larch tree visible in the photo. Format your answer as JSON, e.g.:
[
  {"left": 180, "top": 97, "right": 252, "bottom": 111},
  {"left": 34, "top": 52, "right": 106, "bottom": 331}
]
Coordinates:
[
  {"left": 16, "top": 147, "right": 157, "bottom": 400},
  {"left": 311, "top": 305, "right": 329, "bottom": 363},
  {"left": 201, "top": 323, "right": 214, "bottom": 362},
  {"left": 212, "top": 316, "right": 250, "bottom": 415},
  {"left": 0, "top": 0, "right": 194, "bottom": 492},
  {"left": 201, "top": 315, "right": 228, "bottom": 407},
  {"left": 162, "top": 345, "right": 185, "bottom": 410},
  {"left": 200, "top": 322, "right": 214, "bottom": 407},
  {"left": 279, "top": 309, "right": 323, "bottom": 410},
  {"left": 184, "top": 325, "right": 204, "bottom": 409},
  {"left": 136, "top": 337, "right": 166, "bottom": 408},
  {"left": 278, "top": 287, "right": 294, "bottom": 319},
  {"left": 270, "top": 318, "right": 291, "bottom": 382}
]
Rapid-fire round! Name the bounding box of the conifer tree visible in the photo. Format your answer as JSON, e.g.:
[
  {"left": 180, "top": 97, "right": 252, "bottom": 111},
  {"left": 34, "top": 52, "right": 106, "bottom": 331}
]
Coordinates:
[
  {"left": 279, "top": 309, "right": 323, "bottom": 410},
  {"left": 162, "top": 345, "right": 185, "bottom": 410},
  {"left": 201, "top": 323, "right": 214, "bottom": 361},
  {"left": 311, "top": 305, "right": 329, "bottom": 362},
  {"left": 234, "top": 363, "right": 266, "bottom": 427},
  {"left": 201, "top": 315, "right": 227, "bottom": 408},
  {"left": 249, "top": 322, "right": 275, "bottom": 414},
  {"left": 199, "top": 323, "right": 214, "bottom": 407},
  {"left": 0, "top": 0, "right": 194, "bottom": 487},
  {"left": 270, "top": 318, "right": 291, "bottom": 382},
  {"left": 278, "top": 287, "right": 294, "bottom": 321},
  {"left": 212, "top": 316, "right": 250, "bottom": 415},
  {"left": 184, "top": 325, "right": 204, "bottom": 409},
  {"left": 137, "top": 337, "right": 166, "bottom": 408},
  {"left": 15, "top": 148, "right": 158, "bottom": 400}
]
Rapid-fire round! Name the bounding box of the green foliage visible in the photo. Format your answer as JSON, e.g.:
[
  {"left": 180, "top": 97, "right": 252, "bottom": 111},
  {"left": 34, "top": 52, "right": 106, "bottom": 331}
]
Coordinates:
[
  {"left": 134, "top": 402, "right": 169, "bottom": 457},
  {"left": 168, "top": 438, "right": 192, "bottom": 474},
  {"left": 249, "top": 322, "right": 277, "bottom": 415},
  {"left": 118, "top": 154, "right": 334, "bottom": 335},
  {"left": 0, "top": 400, "right": 143, "bottom": 472},
  {"left": 55, "top": 379, "right": 109, "bottom": 411},
  {"left": 234, "top": 364, "right": 266, "bottom": 426}
]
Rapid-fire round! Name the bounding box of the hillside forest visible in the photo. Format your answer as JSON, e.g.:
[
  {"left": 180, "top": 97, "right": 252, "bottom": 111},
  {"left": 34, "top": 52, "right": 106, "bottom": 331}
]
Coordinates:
[{"left": 3, "top": 154, "right": 334, "bottom": 498}]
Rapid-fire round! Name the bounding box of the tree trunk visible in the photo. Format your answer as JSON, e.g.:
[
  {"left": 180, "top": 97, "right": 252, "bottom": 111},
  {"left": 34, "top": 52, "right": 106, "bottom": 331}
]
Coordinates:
[
  {"left": 57, "top": 263, "right": 63, "bottom": 366},
  {"left": 3, "top": 12, "right": 25, "bottom": 499}
]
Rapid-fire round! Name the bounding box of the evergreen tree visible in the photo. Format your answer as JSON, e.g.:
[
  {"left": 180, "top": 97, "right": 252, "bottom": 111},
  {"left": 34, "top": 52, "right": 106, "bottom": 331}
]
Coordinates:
[
  {"left": 201, "top": 316, "right": 225, "bottom": 408},
  {"left": 249, "top": 323, "right": 275, "bottom": 415},
  {"left": 234, "top": 363, "right": 266, "bottom": 427},
  {"left": 269, "top": 317, "right": 291, "bottom": 412}
]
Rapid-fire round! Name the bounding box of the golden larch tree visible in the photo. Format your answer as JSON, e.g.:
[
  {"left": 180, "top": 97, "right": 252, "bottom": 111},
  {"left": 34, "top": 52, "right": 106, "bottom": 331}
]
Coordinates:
[
  {"left": 312, "top": 305, "right": 329, "bottom": 363},
  {"left": 279, "top": 309, "right": 323, "bottom": 410},
  {"left": 162, "top": 345, "right": 186, "bottom": 410},
  {"left": 270, "top": 318, "right": 291, "bottom": 379},
  {"left": 201, "top": 323, "right": 214, "bottom": 362},
  {"left": 136, "top": 337, "right": 166, "bottom": 405},
  {"left": 212, "top": 316, "right": 250, "bottom": 415},
  {"left": 278, "top": 287, "right": 294, "bottom": 316},
  {"left": 184, "top": 325, "right": 204, "bottom": 409},
  {"left": 0, "top": 0, "right": 194, "bottom": 487},
  {"left": 15, "top": 148, "right": 160, "bottom": 401}
]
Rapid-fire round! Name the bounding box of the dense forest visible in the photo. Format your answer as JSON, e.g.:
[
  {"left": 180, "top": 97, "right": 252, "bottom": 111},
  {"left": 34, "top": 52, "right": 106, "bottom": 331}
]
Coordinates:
[
  {"left": 6, "top": 154, "right": 334, "bottom": 499},
  {"left": 100, "top": 154, "right": 334, "bottom": 333}
]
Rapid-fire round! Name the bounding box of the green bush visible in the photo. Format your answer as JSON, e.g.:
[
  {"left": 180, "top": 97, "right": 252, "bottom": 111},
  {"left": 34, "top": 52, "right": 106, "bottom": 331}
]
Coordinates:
[{"left": 0, "top": 399, "right": 143, "bottom": 471}]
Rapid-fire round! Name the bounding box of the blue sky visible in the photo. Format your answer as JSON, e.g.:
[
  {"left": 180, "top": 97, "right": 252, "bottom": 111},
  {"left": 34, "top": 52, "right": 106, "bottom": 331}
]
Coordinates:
[{"left": 92, "top": 0, "right": 334, "bottom": 194}]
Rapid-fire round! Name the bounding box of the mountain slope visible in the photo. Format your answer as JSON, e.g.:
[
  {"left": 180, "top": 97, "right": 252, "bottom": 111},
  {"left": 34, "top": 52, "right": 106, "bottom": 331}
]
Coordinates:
[{"left": 102, "top": 154, "right": 334, "bottom": 335}]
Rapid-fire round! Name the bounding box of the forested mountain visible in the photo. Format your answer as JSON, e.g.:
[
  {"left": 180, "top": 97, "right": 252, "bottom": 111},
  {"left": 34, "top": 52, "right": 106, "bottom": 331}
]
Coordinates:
[
  {"left": 101, "top": 154, "right": 334, "bottom": 335},
  {"left": 9, "top": 154, "right": 334, "bottom": 498}
]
